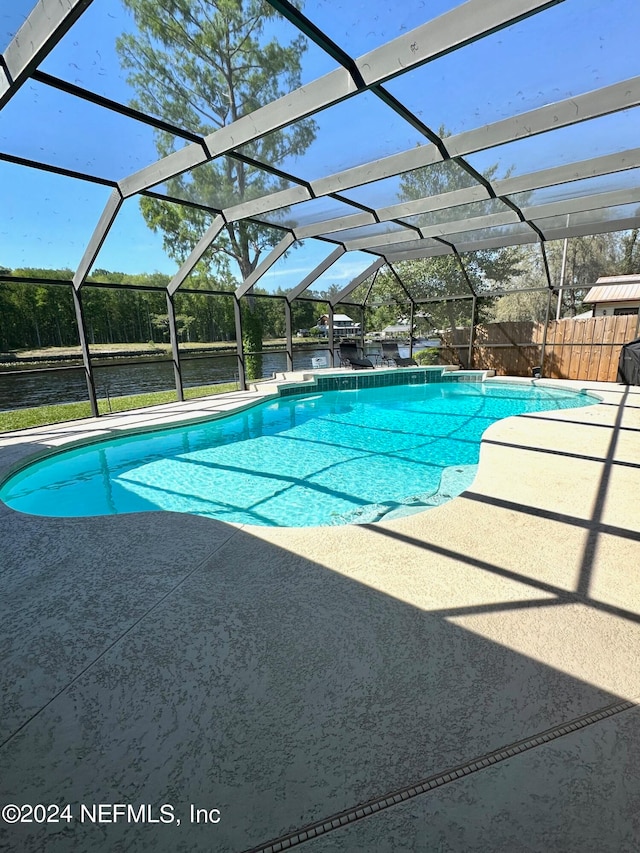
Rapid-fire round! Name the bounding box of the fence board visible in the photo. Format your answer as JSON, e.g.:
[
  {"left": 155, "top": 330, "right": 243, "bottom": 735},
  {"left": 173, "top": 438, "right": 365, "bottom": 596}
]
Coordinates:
[
  {"left": 560, "top": 320, "right": 574, "bottom": 378},
  {"left": 598, "top": 317, "right": 616, "bottom": 382},
  {"left": 585, "top": 317, "right": 604, "bottom": 380},
  {"left": 552, "top": 320, "right": 571, "bottom": 379},
  {"left": 594, "top": 317, "right": 609, "bottom": 382},
  {"left": 569, "top": 320, "right": 587, "bottom": 379},
  {"left": 441, "top": 315, "right": 638, "bottom": 380}
]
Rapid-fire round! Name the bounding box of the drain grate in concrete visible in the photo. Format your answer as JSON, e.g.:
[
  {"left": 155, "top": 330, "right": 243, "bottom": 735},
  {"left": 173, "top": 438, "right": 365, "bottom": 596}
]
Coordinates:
[{"left": 242, "top": 698, "right": 636, "bottom": 853}]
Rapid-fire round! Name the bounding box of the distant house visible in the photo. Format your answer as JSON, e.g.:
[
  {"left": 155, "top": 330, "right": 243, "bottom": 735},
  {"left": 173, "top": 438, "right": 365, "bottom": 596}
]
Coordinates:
[
  {"left": 381, "top": 323, "right": 411, "bottom": 339},
  {"left": 316, "top": 313, "right": 360, "bottom": 337},
  {"left": 584, "top": 275, "right": 640, "bottom": 317}
]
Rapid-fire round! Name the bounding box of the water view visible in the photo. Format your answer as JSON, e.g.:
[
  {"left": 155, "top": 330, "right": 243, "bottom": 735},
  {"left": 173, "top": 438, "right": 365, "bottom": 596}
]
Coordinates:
[{"left": 0, "top": 348, "right": 334, "bottom": 411}]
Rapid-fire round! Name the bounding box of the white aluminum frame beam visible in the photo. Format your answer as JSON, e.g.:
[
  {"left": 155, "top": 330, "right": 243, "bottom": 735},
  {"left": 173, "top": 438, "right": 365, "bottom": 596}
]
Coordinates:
[
  {"left": 167, "top": 216, "right": 226, "bottom": 296},
  {"left": 379, "top": 236, "right": 453, "bottom": 255},
  {"left": 73, "top": 188, "right": 123, "bottom": 289},
  {"left": 235, "top": 233, "right": 296, "bottom": 298},
  {"left": 115, "top": 0, "right": 557, "bottom": 197},
  {"left": 223, "top": 185, "right": 312, "bottom": 222},
  {"left": 329, "top": 259, "right": 385, "bottom": 307},
  {"left": 419, "top": 210, "right": 521, "bottom": 240},
  {"left": 493, "top": 148, "right": 640, "bottom": 197},
  {"left": 343, "top": 228, "right": 423, "bottom": 252},
  {"left": 384, "top": 245, "right": 453, "bottom": 262},
  {"left": 286, "top": 247, "right": 345, "bottom": 301},
  {"left": 118, "top": 144, "right": 210, "bottom": 199},
  {"left": 377, "top": 185, "right": 492, "bottom": 223},
  {"left": 522, "top": 187, "right": 640, "bottom": 222},
  {"left": 0, "top": 65, "right": 10, "bottom": 103},
  {"left": 204, "top": 67, "right": 357, "bottom": 159},
  {"left": 447, "top": 76, "right": 640, "bottom": 158},
  {"left": 294, "top": 211, "right": 377, "bottom": 240},
  {"left": 412, "top": 293, "right": 474, "bottom": 304},
  {"left": 454, "top": 232, "right": 540, "bottom": 253},
  {"left": 355, "top": 0, "right": 563, "bottom": 86},
  {"left": 1, "top": 0, "right": 94, "bottom": 108},
  {"left": 309, "top": 145, "right": 443, "bottom": 198},
  {"left": 538, "top": 215, "right": 640, "bottom": 241}
]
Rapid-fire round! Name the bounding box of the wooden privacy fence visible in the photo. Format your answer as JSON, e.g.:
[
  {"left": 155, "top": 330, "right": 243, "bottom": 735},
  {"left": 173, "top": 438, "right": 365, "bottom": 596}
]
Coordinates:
[{"left": 438, "top": 315, "right": 640, "bottom": 382}]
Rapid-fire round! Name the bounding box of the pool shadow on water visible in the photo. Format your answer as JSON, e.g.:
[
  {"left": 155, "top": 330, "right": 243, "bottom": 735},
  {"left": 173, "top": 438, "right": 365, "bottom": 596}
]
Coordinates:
[{"left": 1, "top": 492, "right": 640, "bottom": 852}]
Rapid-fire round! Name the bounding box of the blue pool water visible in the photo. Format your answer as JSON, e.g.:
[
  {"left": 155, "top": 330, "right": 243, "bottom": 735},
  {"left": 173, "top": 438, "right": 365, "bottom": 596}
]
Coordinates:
[{"left": 0, "top": 382, "right": 597, "bottom": 527}]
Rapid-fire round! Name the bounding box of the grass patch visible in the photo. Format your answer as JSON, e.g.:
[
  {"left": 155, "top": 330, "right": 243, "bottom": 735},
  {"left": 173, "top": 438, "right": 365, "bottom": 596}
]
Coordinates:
[
  {"left": 0, "top": 401, "right": 95, "bottom": 431},
  {"left": 0, "top": 382, "right": 240, "bottom": 432},
  {"left": 183, "top": 382, "right": 238, "bottom": 400}
]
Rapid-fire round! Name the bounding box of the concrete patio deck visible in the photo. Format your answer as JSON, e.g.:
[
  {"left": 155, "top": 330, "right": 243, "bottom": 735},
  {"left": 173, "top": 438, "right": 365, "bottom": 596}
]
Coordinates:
[{"left": 1, "top": 378, "right": 639, "bottom": 852}]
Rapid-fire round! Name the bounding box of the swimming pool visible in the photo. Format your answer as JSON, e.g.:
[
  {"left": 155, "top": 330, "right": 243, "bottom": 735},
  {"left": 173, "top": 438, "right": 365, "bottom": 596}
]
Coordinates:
[{"left": 0, "top": 381, "right": 597, "bottom": 527}]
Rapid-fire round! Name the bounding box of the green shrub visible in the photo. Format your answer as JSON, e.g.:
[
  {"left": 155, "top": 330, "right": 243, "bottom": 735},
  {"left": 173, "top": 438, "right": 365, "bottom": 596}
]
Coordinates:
[
  {"left": 414, "top": 347, "right": 440, "bottom": 365},
  {"left": 242, "top": 305, "right": 263, "bottom": 381}
]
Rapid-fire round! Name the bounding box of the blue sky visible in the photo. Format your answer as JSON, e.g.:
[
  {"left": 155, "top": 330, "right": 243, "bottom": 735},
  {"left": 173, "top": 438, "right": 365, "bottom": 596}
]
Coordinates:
[{"left": 1, "top": 0, "right": 639, "bottom": 285}]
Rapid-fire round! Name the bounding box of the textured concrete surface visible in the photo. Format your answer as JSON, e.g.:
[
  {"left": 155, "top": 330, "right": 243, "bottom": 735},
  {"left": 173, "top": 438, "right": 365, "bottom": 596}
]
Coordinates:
[
  {"left": 302, "top": 705, "right": 640, "bottom": 852},
  {"left": 0, "top": 378, "right": 639, "bottom": 852}
]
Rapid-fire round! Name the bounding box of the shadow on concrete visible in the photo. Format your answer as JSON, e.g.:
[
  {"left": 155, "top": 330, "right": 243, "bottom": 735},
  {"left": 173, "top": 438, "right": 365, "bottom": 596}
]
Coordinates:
[
  {"left": 1, "top": 388, "right": 639, "bottom": 852},
  {"left": 0, "top": 509, "right": 637, "bottom": 852}
]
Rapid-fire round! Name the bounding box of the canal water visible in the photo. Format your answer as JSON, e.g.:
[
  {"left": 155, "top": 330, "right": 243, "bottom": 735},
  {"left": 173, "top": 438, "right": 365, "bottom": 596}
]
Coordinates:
[
  {"left": 0, "top": 348, "right": 334, "bottom": 411},
  {"left": 0, "top": 343, "right": 417, "bottom": 412}
]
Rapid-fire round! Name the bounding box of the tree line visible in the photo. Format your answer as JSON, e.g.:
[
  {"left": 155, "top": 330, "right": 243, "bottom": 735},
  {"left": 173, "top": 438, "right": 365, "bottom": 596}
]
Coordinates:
[
  {"left": 3, "top": 225, "right": 638, "bottom": 353},
  {"left": 7, "top": 0, "right": 637, "bottom": 353},
  {"left": 0, "top": 267, "right": 331, "bottom": 352}
]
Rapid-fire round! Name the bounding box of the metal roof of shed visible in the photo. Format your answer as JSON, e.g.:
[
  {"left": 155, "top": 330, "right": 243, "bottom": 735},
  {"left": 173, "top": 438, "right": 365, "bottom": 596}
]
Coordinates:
[{"left": 584, "top": 276, "right": 640, "bottom": 304}]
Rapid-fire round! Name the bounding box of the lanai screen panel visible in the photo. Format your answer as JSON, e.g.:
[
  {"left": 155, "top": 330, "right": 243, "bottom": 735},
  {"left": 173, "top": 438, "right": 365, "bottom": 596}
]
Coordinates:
[
  {"left": 246, "top": 239, "right": 341, "bottom": 296},
  {"left": 0, "top": 2, "right": 33, "bottom": 52},
  {"left": 344, "top": 272, "right": 383, "bottom": 308},
  {"left": 0, "top": 80, "right": 163, "bottom": 180},
  {"left": 358, "top": 274, "right": 416, "bottom": 339},
  {"left": 36, "top": 0, "right": 340, "bottom": 130},
  {"left": 302, "top": 251, "right": 377, "bottom": 301},
  {"left": 455, "top": 244, "right": 540, "bottom": 295},
  {"left": 236, "top": 89, "right": 428, "bottom": 183},
  {"left": 390, "top": 258, "right": 474, "bottom": 302},
  {"left": 2, "top": 0, "right": 640, "bottom": 292},
  {"left": 0, "top": 161, "right": 113, "bottom": 271},
  {"left": 384, "top": 0, "right": 639, "bottom": 135},
  {"left": 82, "top": 196, "right": 192, "bottom": 279}
]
